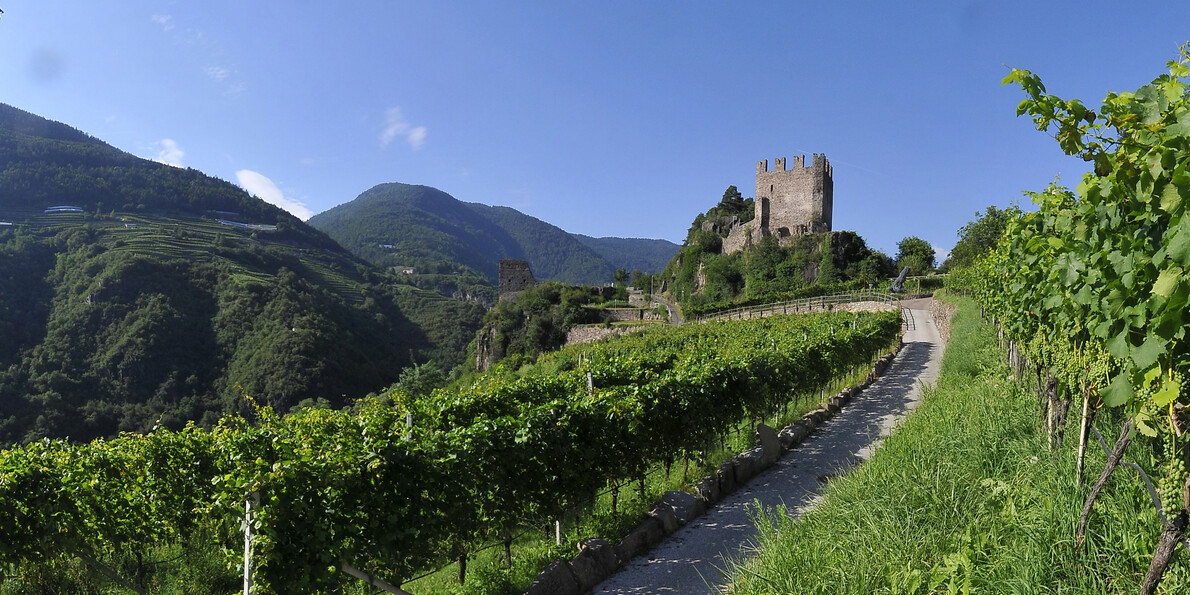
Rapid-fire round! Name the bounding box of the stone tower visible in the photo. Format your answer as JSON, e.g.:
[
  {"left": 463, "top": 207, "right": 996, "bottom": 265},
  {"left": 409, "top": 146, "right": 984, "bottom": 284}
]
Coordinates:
[
  {"left": 497, "top": 259, "right": 536, "bottom": 301},
  {"left": 755, "top": 153, "right": 833, "bottom": 237}
]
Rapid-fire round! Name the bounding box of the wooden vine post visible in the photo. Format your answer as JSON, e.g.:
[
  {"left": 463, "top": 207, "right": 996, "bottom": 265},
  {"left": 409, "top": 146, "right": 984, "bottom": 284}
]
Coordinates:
[
  {"left": 1075, "top": 385, "right": 1093, "bottom": 485},
  {"left": 243, "top": 492, "right": 258, "bottom": 595},
  {"left": 1077, "top": 419, "right": 1133, "bottom": 546},
  {"left": 1140, "top": 510, "right": 1189, "bottom": 595}
]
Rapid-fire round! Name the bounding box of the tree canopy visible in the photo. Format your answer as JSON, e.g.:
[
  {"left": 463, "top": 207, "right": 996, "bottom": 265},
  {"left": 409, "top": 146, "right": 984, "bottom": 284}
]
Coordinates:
[
  {"left": 895, "top": 236, "right": 936, "bottom": 275},
  {"left": 940, "top": 205, "right": 1011, "bottom": 271}
]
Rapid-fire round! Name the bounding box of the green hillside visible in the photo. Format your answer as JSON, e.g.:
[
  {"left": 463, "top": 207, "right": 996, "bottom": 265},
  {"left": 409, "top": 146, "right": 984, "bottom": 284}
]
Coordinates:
[
  {"left": 463, "top": 202, "right": 614, "bottom": 284},
  {"left": 0, "top": 104, "right": 485, "bottom": 443},
  {"left": 572, "top": 233, "right": 680, "bottom": 275},
  {"left": 308, "top": 182, "right": 677, "bottom": 288},
  {"left": 307, "top": 182, "right": 521, "bottom": 281}
]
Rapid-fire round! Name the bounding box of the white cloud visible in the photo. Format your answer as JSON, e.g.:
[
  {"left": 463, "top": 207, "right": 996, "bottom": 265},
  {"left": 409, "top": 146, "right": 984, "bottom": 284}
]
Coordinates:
[
  {"left": 206, "top": 66, "right": 230, "bottom": 81},
  {"left": 152, "top": 139, "right": 185, "bottom": 167},
  {"left": 235, "top": 170, "right": 314, "bottom": 221},
  {"left": 407, "top": 126, "right": 427, "bottom": 149},
  {"left": 932, "top": 244, "right": 949, "bottom": 264},
  {"left": 379, "top": 107, "right": 426, "bottom": 150},
  {"left": 151, "top": 14, "right": 175, "bottom": 31}
]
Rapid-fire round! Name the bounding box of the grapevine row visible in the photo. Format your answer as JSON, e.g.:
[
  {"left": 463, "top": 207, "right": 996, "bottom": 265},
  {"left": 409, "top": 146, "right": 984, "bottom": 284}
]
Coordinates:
[
  {"left": 966, "top": 46, "right": 1190, "bottom": 591},
  {"left": 0, "top": 309, "right": 899, "bottom": 592}
]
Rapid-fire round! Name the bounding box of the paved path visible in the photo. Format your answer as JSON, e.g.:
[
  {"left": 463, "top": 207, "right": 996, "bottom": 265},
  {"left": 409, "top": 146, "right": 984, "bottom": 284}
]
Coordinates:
[{"left": 594, "top": 299, "right": 945, "bottom": 594}]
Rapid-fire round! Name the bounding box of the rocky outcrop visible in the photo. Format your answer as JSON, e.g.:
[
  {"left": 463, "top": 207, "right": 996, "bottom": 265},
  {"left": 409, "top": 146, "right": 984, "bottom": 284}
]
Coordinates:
[{"left": 474, "top": 323, "right": 499, "bottom": 372}]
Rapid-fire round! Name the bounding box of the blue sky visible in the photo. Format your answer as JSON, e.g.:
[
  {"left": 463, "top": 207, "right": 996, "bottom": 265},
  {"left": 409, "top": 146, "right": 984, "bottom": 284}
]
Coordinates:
[{"left": 2, "top": 1, "right": 1186, "bottom": 259}]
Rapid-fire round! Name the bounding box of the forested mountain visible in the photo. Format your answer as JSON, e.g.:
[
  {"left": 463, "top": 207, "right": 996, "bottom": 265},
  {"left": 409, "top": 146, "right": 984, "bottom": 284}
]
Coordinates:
[
  {"left": 308, "top": 182, "right": 679, "bottom": 287},
  {"left": 572, "top": 234, "right": 680, "bottom": 276},
  {"left": 307, "top": 183, "right": 522, "bottom": 280},
  {"left": 0, "top": 103, "right": 485, "bottom": 443},
  {"left": 463, "top": 202, "right": 614, "bottom": 283}
]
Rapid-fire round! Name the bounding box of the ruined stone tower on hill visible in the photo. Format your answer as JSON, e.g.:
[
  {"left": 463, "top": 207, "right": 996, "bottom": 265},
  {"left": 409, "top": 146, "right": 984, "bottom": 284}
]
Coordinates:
[
  {"left": 756, "top": 153, "right": 833, "bottom": 236},
  {"left": 498, "top": 259, "right": 536, "bottom": 301},
  {"left": 723, "top": 154, "right": 834, "bottom": 253}
]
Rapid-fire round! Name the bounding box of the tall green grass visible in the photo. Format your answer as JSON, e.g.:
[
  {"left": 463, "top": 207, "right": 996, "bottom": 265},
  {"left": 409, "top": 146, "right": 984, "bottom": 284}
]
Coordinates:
[{"left": 728, "top": 296, "right": 1188, "bottom": 594}]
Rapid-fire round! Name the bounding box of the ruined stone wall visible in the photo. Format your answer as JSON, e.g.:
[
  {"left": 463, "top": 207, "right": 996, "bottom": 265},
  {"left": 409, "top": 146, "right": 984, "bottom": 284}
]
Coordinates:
[
  {"left": 602, "top": 308, "right": 663, "bottom": 322},
  {"left": 566, "top": 326, "right": 630, "bottom": 345},
  {"left": 754, "top": 154, "right": 833, "bottom": 238},
  {"left": 721, "top": 222, "right": 754, "bottom": 254},
  {"left": 498, "top": 259, "right": 536, "bottom": 301}
]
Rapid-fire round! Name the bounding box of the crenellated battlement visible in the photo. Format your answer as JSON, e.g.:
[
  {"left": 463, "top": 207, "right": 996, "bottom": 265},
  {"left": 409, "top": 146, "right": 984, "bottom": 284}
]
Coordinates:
[{"left": 747, "top": 153, "right": 834, "bottom": 249}]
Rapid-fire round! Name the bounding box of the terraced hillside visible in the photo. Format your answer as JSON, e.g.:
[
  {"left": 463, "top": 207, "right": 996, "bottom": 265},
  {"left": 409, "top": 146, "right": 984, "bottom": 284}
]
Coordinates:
[{"left": 0, "top": 104, "right": 485, "bottom": 443}]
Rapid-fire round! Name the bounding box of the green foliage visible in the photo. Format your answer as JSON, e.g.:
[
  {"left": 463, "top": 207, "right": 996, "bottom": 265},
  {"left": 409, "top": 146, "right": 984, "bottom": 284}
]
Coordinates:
[
  {"left": 978, "top": 46, "right": 1190, "bottom": 429},
  {"left": 962, "top": 47, "right": 1190, "bottom": 592},
  {"left": 715, "top": 185, "right": 755, "bottom": 221},
  {"left": 817, "top": 236, "right": 841, "bottom": 284},
  {"left": 474, "top": 282, "right": 607, "bottom": 369},
  {"left": 0, "top": 108, "right": 487, "bottom": 444},
  {"left": 939, "top": 206, "right": 1012, "bottom": 272},
  {"left": 729, "top": 298, "right": 1181, "bottom": 593},
  {"left": 0, "top": 309, "right": 900, "bottom": 592},
  {"left": 394, "top": 362, "right": 448, "bottom": 397},
  {"left": 308, "top": 183, "right": 671, "bottom": 289},
  {"left": 0, "top": 224, "right": 485, "bottom": 443},
  {"left": 895, "top": 236, "right": 936, "bottom": 276},
  {"left": 665, "top": 223, "right": 893, "bottom": 315}
]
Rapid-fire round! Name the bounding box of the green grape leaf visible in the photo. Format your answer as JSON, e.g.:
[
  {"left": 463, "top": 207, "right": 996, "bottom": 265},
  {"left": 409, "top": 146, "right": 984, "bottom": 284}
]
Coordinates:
[
  {"left": 1153, "top": 266, "right": 1184, "bottom": 298},
  {"left": 1128, "top": 335, "right": 1166, "bottom": 371},
  {"left": 1135, "top": 85, "right": 1165, "bottom": 123},
  {"left": 1073, "top": 285, "right": 1096, "bottom": 306},
  {"left": 1107, "top": 328, "right": 1132, "bottom": 359},
  {"left": 1167, "top": 215, "right": 1190, "bottom": 266},
  {"left": 1136, "top": 413, "right": 1159, "bottom": 437},
  {"left": 1102, "top": 372, "right": 1135, "bottom": 407},
  {"left": 1166, "top": 109, "right": 1190, "bottom": 137},
  {"left": 1153, "top": 376, "right": 1181, "bottom": 407}
]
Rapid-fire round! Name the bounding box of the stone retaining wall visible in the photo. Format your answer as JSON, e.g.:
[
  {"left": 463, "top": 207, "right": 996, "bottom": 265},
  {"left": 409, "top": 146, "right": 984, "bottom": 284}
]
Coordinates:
[
  {"left": 523, "top": 340, "right": 904, "bottom": 595},
  {"left": 566, "top": 326, "right": 630, "bottom": 345},
  {"left": 602, "top": 308, "right": 663, "bottom": 323},
  {"left": 929, "top": 299, "right": 957, "bottom": 344}
]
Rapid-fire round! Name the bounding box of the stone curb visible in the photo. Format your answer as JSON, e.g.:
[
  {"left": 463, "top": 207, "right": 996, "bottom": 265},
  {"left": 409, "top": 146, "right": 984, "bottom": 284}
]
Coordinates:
[{"left": 523, "top": 341, "right": 904, "bottom": 595}]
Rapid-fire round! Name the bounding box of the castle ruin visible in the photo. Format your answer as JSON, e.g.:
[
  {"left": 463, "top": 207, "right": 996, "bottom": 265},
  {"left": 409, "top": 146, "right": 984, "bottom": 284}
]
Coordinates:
[
  {"left": 723, "top": 154, "right": 833, "bottom": 253},
  {"left": 497, "top": 259, "right": 536, "bottom": 301}
]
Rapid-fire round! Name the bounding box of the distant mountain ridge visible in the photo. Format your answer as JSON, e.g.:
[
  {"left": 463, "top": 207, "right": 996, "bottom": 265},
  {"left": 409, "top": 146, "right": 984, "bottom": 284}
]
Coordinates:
[
  {"left": 308, "top": 182, "right": 679, "bottom": 286},
  {"left": 573, "top": 234, "right": 684, "bottom": 276},
  {"left": 0, "top": 103, "right": 485, "bottom": 443}
]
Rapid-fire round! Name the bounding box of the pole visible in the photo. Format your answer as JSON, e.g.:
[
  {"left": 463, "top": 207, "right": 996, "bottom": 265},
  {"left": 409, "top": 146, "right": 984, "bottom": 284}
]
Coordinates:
[{"left": 243, "top": 493, "right": 257, "bottom": 595}]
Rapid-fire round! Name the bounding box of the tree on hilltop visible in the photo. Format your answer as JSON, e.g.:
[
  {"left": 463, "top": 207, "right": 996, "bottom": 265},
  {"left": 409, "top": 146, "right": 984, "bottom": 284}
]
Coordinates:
[
  {"left": 939, "top": 205, "right": 1011, "bottom": 271},
  {"left": 895, "top": 236, "right": 935, "bottom": 276}
]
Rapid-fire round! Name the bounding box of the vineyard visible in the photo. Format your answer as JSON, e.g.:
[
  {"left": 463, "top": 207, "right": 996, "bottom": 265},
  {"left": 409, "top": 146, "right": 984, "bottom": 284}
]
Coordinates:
[
  {"left": 0, "top": 309, "right": 899, "bottom": 593},
  {"left": 965, "top": 47, "right": 1190, "bottom": 591}
]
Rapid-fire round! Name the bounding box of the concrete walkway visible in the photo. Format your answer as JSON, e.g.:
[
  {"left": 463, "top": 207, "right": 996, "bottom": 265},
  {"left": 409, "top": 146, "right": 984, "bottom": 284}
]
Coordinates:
[{"left": 593, "top": 299, "right": 945, "bottom": 594}]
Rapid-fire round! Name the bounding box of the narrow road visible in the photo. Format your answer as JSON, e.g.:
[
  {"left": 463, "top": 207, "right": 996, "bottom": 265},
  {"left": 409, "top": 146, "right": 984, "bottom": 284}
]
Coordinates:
[
  {"left": 651, "top": 294, "right": 683, "bottom": 325},
  {"left": 594, "top": 298, "right": 945, "bottom": 594}
]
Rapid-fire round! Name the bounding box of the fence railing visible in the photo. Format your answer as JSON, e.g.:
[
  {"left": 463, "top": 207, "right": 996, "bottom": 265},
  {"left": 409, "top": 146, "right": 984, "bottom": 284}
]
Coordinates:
[{"left": 692, "top": 289, "right": 899, "bottom": 323}]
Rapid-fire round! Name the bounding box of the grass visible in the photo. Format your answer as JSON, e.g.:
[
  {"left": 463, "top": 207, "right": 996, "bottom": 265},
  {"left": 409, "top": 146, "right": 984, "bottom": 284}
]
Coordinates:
[{"left": 726, "top": 294, "right": 1187, "bottom": 594}]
